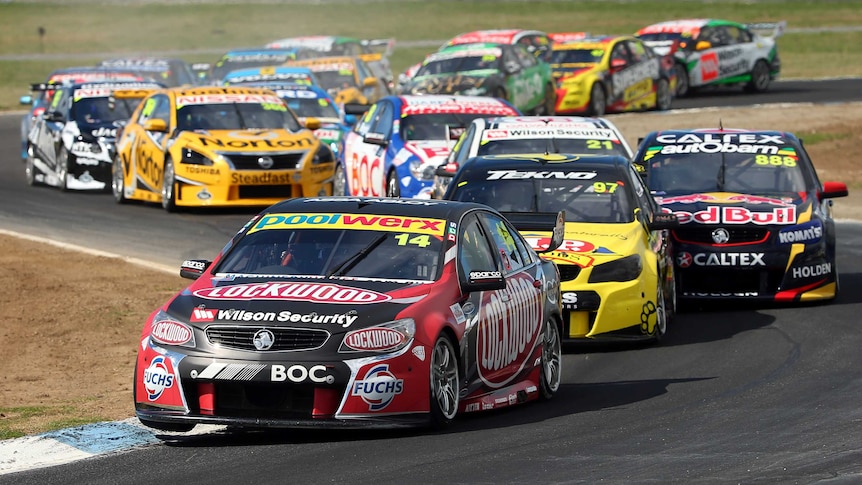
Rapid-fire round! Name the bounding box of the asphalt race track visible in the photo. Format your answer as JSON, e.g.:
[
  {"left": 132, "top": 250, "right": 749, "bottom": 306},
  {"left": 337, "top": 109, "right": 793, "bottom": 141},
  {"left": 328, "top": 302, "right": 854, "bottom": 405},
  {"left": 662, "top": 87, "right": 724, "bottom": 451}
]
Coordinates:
[{"left": 2, "top": 79, "right": 862, "bottom": 483}]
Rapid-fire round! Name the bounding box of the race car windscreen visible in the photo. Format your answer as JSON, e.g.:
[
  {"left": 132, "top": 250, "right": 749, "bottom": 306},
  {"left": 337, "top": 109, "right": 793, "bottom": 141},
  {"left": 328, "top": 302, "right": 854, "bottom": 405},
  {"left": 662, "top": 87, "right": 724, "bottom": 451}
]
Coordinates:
[
  {"left": 314, "top": 69, "right": 357, "bottom": 92},
  {"left": 72, "top": 97, "right": 137, "bottom": 124},
  {"left": 176, "top": 102, "right": 302, "bottom": 131},
  {"left": 415, "top": 55, "right": 501, "bottom": 76},
  {"left": 400, "top": 114, "right": 478, "bottom": 141},
  {"left": 644, "top": 144, "right": 810, "bottom": 196},
  {"left": 210, "top": 57, "right": 292, "bottom": 83},
  {"left": 215, "top": 225, "right": 443, "bottom": 281},
  {"left": 450, "top": 166, "right": 634, "bottom": 223},
  {"left": 548, "top": 48, "right": 604, "bottom": 65},
  {"left": 283, "top": 96, "right": 341, "bottom": 120},
  {"left": 476, "top": 137, "right": 630, "bottom": 157}
]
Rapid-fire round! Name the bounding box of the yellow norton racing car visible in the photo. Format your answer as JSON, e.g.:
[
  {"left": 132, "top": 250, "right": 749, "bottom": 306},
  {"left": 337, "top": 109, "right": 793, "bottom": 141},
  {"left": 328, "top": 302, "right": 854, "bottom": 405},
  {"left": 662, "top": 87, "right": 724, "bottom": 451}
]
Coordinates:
[
  {"left": 444, "top": 153, "right": 680, "bottom": 343},
  {"left": 113, "top": 86, "right": 335, "bottom": 211}
]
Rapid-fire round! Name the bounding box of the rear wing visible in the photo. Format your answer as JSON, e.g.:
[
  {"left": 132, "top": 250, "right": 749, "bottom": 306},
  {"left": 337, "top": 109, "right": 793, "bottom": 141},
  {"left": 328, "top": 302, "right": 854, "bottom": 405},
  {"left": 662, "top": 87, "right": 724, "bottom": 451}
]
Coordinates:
[
  {"left": 746, "top": 21, "right": 786, "bottom": 39},
  {"left": 499, "top": 211, "right": 565, "bottom": 253},
  {"left": 361, "top": 38, "right": 396, "bottom": 57}
]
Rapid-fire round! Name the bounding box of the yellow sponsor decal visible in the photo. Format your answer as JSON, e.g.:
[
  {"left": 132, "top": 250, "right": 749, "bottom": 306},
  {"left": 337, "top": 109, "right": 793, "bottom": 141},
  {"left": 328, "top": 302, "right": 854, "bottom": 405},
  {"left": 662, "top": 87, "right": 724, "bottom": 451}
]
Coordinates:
[{"left": 248, "top": 213, "right": 446, "bottom": 236}]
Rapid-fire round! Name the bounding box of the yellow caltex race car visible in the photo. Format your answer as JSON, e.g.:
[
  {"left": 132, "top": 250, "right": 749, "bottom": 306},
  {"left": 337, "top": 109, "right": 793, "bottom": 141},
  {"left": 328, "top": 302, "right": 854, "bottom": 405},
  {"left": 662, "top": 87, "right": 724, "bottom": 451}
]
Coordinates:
[{"left": 113, "top": 86, "right": 335, "bottom": 211}]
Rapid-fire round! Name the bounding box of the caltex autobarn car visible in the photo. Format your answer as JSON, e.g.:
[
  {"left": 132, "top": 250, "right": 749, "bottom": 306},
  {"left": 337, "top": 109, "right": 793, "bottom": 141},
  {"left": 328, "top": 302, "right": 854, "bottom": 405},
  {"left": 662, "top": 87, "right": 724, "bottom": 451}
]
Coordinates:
[
  {"left": 113, "top": 86, "right": 335, "bottom": 211},
  {"left": 444, "top": 154, "right": 678, "bottom": 342},
  {"left": 633, "top": 128, "right": 848, "bottom": 302},
  {"left": 134, "top": 197, "right": 564, "bottom": 431}
]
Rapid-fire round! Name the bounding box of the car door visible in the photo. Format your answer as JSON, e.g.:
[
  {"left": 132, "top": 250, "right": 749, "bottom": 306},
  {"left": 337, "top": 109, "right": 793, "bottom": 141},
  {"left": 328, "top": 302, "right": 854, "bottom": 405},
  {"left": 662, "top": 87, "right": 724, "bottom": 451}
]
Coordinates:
[
  {"left": 618, "top": 39, "right": 661, "bottom": 106},
  {"left": 128, "top": 93, "right": 172, "bottom": 194},
  {"left": 505, "top": 46, "right": 544, "bottom": 112},
  {"left": 29, "top": 87, "right": 71, "bottom": 173},
  {"left": 341, "top": 99, "right": 394, "bottom": 197}
]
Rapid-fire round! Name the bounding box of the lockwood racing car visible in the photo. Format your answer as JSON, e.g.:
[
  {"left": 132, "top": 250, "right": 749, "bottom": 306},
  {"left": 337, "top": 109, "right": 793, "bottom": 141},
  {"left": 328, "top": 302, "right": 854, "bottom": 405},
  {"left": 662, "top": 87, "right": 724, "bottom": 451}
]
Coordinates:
[
  {"left": 113, "top": 86, "right": 335, "bottom": 211},
  {"left": 444, "top": 154, "right": 678, "bottom": 342},
  {"left": 633, "top": 128, "right": 848, "bottom": 302},
  {"left": 134, "top": 197, "right": 565, "bottom": 430}
]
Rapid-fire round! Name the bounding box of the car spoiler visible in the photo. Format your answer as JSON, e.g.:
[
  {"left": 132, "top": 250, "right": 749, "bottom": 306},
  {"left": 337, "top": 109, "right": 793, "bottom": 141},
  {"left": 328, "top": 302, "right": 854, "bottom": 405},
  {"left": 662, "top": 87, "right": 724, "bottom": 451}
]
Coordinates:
[
  {"left": 499, "top": 211, "right": 565, "bottom": 253},
  {"left": 361, "top": 38, "right": 396, "bottom": 57},
  {"left": 746, "top": 21, "right": 786, "bottom": 39}
]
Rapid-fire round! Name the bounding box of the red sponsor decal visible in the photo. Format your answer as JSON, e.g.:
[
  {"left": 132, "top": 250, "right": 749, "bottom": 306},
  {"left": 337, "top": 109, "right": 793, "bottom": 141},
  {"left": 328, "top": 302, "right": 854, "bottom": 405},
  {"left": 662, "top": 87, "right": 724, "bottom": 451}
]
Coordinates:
[
  {"left": 700, "top": 52, "right": 719, "bottom": 82},
  {"left": 193, "top": 282, "right": 391, "bottom": 304},
  {"left": 523, "top": 237, "right": 596, "bottom": 253},
  {"left": 674, "top": 206, "right": 796, "bottom": 225},
  {"left": 477, "top": 274, "right": 542, "bottom": 388},
  {"left": 190, "top": 307, "right": 216, "bottom": 323},
  {"left": 343, "top": 327, "right": 406, "bottom": 352},
  {"left": 150, "top": 320, "right": 193, "bottom": 346}
]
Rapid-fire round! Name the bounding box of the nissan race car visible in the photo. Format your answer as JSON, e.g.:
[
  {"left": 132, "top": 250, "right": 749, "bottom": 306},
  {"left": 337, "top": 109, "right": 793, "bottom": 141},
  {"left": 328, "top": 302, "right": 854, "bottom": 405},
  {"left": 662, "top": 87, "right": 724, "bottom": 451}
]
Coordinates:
[
  {"left": 25, "top": 80, "right": 163, "bottom": 191},
  {"left": 113, "top": 86, "right": 335, "bottom": 211},
  {"left": 399, "top": 43, "right": 556, "bottom": 116},
  {"left": 548, "top": 35, "right": 676, "bottom": 116},
  {"left": 285, "top": 55, "right": 390, "bottom": 105},
  {"left": 98, "top": 57, "right": 200, "bottom": 87},
  {"left": 337, "top": 95, "right": 520, "bottom": 198},
  {"left": 444, "top": 153, "right": 679, "bottom": 342},
  {"left": 134, "top": 197, "right": 564, "bottom": 431},
  {"left": 431, "top": 115, "right": 635, "bottom": 198},
  {"left": 635, "top": 19, "right": 784, "bottom": 97},
  {"left": 265, "top": 36, "right": 396, "bottom": 88},
  {"left": 19, "top": 67, "right": 146, "bottom": 161},
  {"left": 208, "top": 47, "right": 318, "bottom": 85},
  {"left": 234, "top": 82, "right": 355, "bottom": 158},
  {"left": 633, "top": 128, "right": 848, "bottom": 302}
]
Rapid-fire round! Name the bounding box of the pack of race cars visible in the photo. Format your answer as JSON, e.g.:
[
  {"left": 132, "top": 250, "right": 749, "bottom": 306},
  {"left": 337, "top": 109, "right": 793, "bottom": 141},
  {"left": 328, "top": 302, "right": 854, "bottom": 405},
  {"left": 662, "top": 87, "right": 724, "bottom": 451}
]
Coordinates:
[{"left": 18, "top": 20, "right": 850, "bottom": 432}]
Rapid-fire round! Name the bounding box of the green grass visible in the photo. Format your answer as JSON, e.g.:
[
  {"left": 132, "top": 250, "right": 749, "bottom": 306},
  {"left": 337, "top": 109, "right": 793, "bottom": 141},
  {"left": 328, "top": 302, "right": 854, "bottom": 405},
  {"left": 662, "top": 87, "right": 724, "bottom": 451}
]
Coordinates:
[
  {"left": 1, "top": 0, "right": 861, "bottom": 109},
  {"left": 0, "top": 403, "right": 107, "bottom": 439},
  {"left": 3, "top": 0, "right": 862, "bottom": 110}
]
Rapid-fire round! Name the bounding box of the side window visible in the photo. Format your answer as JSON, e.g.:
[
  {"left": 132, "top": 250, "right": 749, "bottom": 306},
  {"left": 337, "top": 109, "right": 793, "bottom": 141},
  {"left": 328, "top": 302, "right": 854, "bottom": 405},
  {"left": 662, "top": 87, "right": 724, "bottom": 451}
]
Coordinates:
[
  {"left": 138, "top": 94, "right": 170, "bottom": 126},
  {"left": 454, "top": 122, "right": 478, "bottom": 164},
  {"left": 628, "top": 40, "right": 647, "bottom": 63},
  {"left": 478, "top": 212, "right": 526, "bottom": 274},
  {"left": 515, "top": 46, "right": 537, "bottom": 67},
  {"left": 355, "top": 58, "right": 372, "bottom": 80},
  {"left": 368, "top": 101, "right": 394, "bottom": 138},
  {"left": 629, "top": 164, "right": 658, "bottom": 220},
  {"left": 610, "top": 43, "right": 630, "bottom": 67},
  {"left": 458, "top": 215, "right": 498, "bottom": 277},
  {"left": 353, "top": 102, "right": 377, "bottom": 135}
]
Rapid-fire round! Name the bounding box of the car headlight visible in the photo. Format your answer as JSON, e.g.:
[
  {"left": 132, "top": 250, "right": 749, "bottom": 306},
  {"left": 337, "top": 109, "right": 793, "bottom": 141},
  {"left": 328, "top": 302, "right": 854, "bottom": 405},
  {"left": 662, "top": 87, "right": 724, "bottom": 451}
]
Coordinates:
[
  {"left": 182, "top": 148, "right": 213, "bottom": 165},
  {"left": 339, "top": 318, "right": 415, "bottom": 353},
  {"left": 148, "top": 309, "right": 196, "bottom": 348},
  {"left": 409, "top": 159, "right": 436, "bottom": 181},
  {"left": 312, "top": 143, "right": 334, "bottom": 165},
  {"left": 588, "top": 254, "right": 642, "bottom": 283}
]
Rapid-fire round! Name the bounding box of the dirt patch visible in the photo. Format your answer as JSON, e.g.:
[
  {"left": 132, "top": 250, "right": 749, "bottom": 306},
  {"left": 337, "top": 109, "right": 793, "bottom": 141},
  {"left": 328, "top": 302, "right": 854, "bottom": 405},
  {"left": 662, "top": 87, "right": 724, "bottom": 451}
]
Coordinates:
[{"left": 0, "top": 102, "right": 860, "bottom": 438}]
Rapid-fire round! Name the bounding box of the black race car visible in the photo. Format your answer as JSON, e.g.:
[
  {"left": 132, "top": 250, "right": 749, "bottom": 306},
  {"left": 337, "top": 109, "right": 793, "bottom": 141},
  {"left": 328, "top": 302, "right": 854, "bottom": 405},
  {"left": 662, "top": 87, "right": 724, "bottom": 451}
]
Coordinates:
[
  {"left": 134, "top": 197, "right": 565, "bottom": 431},
  {"left": 633, "top": 128, "right": 848, "bottom": 302}
]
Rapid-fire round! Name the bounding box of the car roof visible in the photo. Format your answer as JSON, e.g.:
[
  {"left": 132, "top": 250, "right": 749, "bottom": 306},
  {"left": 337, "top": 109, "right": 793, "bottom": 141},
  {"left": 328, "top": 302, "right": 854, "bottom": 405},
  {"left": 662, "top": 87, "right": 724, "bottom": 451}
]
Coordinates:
[
  {"left": 459, "top": 153, "right": 630, "bottom": 172},
  {"left": 642, "top": 127, "right": 798, "bottom": 141},
  {"left": 159, "top": 85, "right": 284, "bottom": 98},
  {"left": 636, "top": 18, "right": 745, "bottom": 36},
  {"left": 392, "top": 95, "right": 520, "bottom": 116},
  {"left": 63, "top": 80, "right": 165, "bottom": 91},
  {"left": 552, "top": 35, "right": 629, "bottom": 49},
  {"left": 262, "top": 196, "right": 490, "bottom": 221},
  {"left": 446, "top": 29, "right": 547, "bottom": 46}
]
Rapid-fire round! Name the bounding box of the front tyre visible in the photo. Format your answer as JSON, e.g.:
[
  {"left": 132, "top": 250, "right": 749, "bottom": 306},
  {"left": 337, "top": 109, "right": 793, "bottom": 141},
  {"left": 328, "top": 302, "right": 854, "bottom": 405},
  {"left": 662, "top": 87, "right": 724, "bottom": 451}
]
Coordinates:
[
  {"left": 539, "top": 319, "right": 562, "bottom": 400},
  {"left": 25, "top": 151, "right": 40, "bottom": 187},
  {"left": 587, "top": 83, "right": 606, "bottom": 116},
  {"left": 429, "top": 334, "right": 459, "bottom": 429},
  {"left": 655, "top": 78, "right": 672, "bottom": 111},
  {"left": 333, "top": 162, "right": 348, "bottom": 196},
  {"left": 745, "top": 60, "right": 771, "bottom": 93},
  {"left": 674, "top": 63, "right": 689, "bottom": 97},
  {"left": 537, "top": 84, "right": 556, "bottom": 115},
  {"left": 112, "top": 154, "right": 127, "bottom": 204},
  {"left": 57, "top": 146, "right": 70, "bottom": 192},
  {"left": 161, "top": 157, "right": 177, "bottom": 212},
  {"left": 385, "top": 170, "right": 401, "bottom": 198}
]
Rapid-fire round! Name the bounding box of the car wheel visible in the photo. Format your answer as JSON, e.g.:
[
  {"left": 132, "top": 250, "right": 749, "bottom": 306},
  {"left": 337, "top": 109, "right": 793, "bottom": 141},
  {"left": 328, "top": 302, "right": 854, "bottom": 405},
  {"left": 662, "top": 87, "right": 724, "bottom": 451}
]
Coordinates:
[
  {"left": 674, "top": 63, "right": 689, "bottom": 97},
  {"left": 538, "top": 84, "right": 556, "bottom": 115},
  {"left": 429, "top": 334, "right": 459, "bottom": 429},
  {"left": 665, "top": 264, "right": 678, "bottom": 321},
  {"left": 655, "top": 78, "right": 672, "bottom": 111},
  {"left": 539, "top": 318, "right": 562, "bottom": 400},
  {"left": 57, "top": 146, "right": 70, "bottom": 191},
  {"left": 161, "top": 157, "right": 177, "bottom": 212},
  {"left": 745, "top": 60, "right": 771, "bottom": 93},
  {"left": 587, "top": 83, "right": 606, "bottom": 116},
  {"left": 493, "top": 87, "right": 507, "bottom": 103},
  {"left": 112, "top": 154, "right": 127, "bottom": 204},
  {"left": 333, "top": 162, "right": 348, "bottom": 196},
  {"left": 25, "top": 152, "right": 39, "bottom": 187},
  {"left": 385, "top": 170, "right": 400, "bottom": 198},
  {"left": 643, "top": 278, "right": 668, "bottom": 343}
]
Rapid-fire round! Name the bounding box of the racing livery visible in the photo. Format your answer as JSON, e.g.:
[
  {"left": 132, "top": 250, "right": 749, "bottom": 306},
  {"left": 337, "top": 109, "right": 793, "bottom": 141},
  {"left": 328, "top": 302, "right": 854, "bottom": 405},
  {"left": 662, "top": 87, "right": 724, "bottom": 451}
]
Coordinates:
[
  {"left": 266, "top": 36, "right": 396, "bottom": 88},
  {"left": 113, "top": 86, "right": 335, "bottom": 211},
  {"left": 207, "top": 47, "right": 318, "bottom": 84},
  {"left": 338, "top": 95, "right": 520, "bottom": 198},
  {"left": 98, "top": 57, "right": 199, "bottom": 87},
  {"left": 220, "top": 66, "right": 320, "bottom": 88},
  {"left": 25, "top": 80, "right": 163, "bottom": 191},
  {"left": 444, "top": 154, "right": 678, "bottom": 342},
  {"left": 134, "top": 197, "right": 564, "bottom": 431},
  {"left": 635, "top": 19, "right": 784, "bottom": 96},
  {"left": 548, "top": 35, "right": 675, "bottom": 116},
  {"left": 399, "top": 43, "right": 556, "bottom": 116},
  {"left": 633, "top": 128, "right": 847, "bottom": 302},
  {"left": 431, "top": 115, "right": 635, "bottom": 198},
  {"left": 285, "top": 56, "right": 390, "bottom": 105}
]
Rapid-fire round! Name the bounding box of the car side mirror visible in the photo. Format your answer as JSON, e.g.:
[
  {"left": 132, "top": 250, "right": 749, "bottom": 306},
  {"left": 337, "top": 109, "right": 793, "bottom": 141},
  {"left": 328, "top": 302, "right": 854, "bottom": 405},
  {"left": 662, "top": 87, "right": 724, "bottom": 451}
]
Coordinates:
[
  {"left": 363, "top": 77, "right": 379, "bottom": 88},
  {"left": 820, "top": 181, "right": 849, "bottom": 199},
  {"left": 304, "top": 117, "right": 321, "bottom": 131},
  {"left": 648, "top": 212, "right": 679, "bottom": 231},
  {"left": 462, "top": 270, "right": 507, "bottom": 292},
  {"left": 180, "top": 259, "right": 211, "bottom": 280},
  {"left": 43, "top": 111, "right": 65, "bottom": 122},
  {"left": 611, "top": 58, "right": 627, "bottom": 69},
  {"left": 20, "top": 95, "right": 32, "bottom": 105},
  {"left": 143, "top": 118, "right": 168, "bottom": 133},
  {"left": 363, "top": 132, "right": 388, "bottom": 147},
  {"left": 695, "top": 40, "right": 712, "bottom": 51},
  {"left": 344, "top": 114, "right": 357, "bottom": 125}
]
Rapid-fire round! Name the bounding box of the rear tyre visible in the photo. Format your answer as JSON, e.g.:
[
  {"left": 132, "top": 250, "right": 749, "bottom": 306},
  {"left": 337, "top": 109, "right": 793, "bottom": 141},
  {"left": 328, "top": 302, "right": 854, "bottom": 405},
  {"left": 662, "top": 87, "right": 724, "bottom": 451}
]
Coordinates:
[
  {"left": 674, "top": 63, "right": 689, "bottom": 97},
  {"left": 587, "top": 83, "right": 606, "bottom": 116},
  {"left": 655, "top": 78, "right": 672, "bottom": 111},
  {"left": 429, "top": 334, "right": 459, "bottom": 429},
  {"left": 537, "top": 84, "right": 556, "bottom": 115},
  {"left": 539, "top": 319, "right": 562, "bottom": 400},
  {"left": 161, "top": 157, "right": 177, "bottom": 212},
  {"left": 333, "top": 163, "right": 348, "bottom": 196},
  {"left": 112, "top": 154, "right": 127, "bottom": 204},
  {"left": 745, "top": 60, "right": 771, "bottom": 93},
  {"left": 25, "top": 150, "right": 39, "bottom": 187},
  {"left": 385, "top": 170, "right": 400, "bottom": 198}
]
